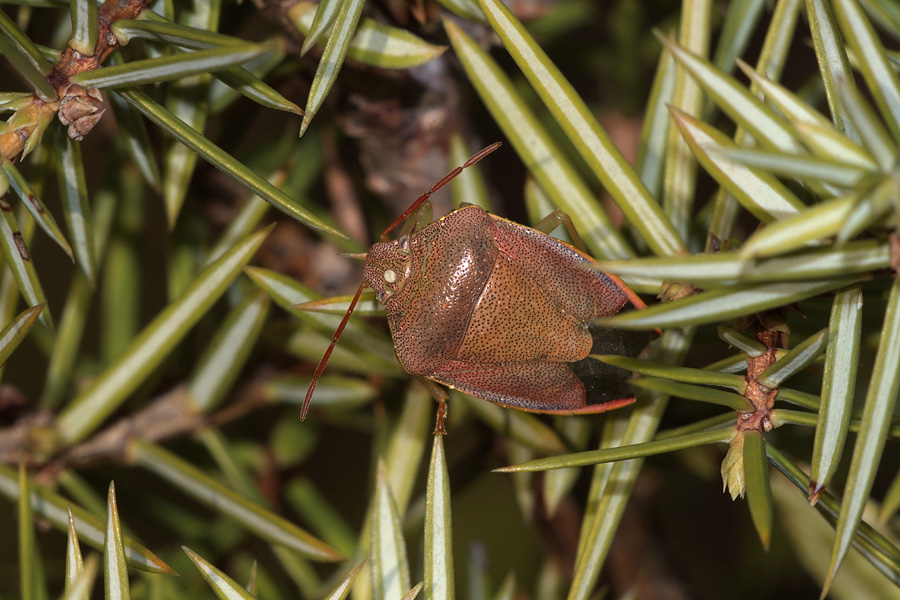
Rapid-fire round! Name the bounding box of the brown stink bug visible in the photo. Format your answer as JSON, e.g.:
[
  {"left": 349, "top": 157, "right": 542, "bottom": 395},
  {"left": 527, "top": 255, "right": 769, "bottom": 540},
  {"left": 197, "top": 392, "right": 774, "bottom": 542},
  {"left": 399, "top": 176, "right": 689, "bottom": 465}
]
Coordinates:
[{"left": 302, "top": 143, "right": 655, "bottom": 427}]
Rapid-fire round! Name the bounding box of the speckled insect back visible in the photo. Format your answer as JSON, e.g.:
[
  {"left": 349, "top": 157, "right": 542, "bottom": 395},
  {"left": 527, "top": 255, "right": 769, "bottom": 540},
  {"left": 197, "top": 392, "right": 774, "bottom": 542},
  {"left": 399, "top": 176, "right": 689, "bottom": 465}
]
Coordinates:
[{"left": 302, "top": 142, "right": 654, "bottom": 423}]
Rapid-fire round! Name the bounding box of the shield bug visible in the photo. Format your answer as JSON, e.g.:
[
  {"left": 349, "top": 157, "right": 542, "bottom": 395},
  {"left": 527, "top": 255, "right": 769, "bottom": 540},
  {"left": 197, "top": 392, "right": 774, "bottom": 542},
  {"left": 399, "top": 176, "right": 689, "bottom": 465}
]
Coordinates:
[{"left": 302, "top": 143, "right": 654, "bottom": 425}]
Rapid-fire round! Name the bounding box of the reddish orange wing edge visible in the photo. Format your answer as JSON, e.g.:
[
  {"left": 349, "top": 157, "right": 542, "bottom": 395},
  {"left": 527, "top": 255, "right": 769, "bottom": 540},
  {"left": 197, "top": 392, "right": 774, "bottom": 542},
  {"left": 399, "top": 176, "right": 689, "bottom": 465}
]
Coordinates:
[{"left": 511, "top": 396, "right": 637, "bottom": 415}]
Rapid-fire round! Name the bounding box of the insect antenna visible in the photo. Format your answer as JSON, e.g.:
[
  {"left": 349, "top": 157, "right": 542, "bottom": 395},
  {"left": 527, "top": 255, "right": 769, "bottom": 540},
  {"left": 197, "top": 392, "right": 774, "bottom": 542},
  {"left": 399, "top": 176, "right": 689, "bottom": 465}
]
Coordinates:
[
  {"left": 379, "top": 142, "right": 503, "bottom": 241},
  {"left": 302, "top": 282, "right": 367, "bottom": 420}
]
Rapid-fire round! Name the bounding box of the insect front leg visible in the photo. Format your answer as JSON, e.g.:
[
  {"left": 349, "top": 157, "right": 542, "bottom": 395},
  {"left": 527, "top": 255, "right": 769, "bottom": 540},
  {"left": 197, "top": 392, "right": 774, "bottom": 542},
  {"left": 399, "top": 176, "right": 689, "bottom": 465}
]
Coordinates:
[
  {"left": 415, "top": 375, "right": 449, "bottom": 435},
  {"left": 533, "top": 209, "right": 588, "bottom": 254}
]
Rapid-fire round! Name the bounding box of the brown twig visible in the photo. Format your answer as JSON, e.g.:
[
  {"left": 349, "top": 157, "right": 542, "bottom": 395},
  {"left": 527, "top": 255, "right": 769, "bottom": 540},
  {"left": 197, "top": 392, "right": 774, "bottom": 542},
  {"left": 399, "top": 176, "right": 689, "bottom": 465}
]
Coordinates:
[
  {"left": 0, "top": 0, "right": 150, "bottom": 161},
  {"left": 0, "top": 376, "right": 270, "bottom": 480},
  {"left": 49, "top": 0, "right": 149, "bottom": 87},
  {"left": 739, "top": 325, "right": 783, "bottom": 433}
]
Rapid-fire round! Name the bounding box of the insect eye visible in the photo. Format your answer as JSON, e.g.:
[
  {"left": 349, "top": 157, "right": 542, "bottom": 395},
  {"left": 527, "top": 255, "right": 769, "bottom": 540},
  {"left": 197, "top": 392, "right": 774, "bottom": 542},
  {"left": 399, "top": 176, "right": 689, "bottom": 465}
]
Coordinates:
[
  {"left": 398, "top": 235, "right": 409, "bottom": 249},
  {"left": 383, "top": 269, "right": 398, "bottom": 284}
]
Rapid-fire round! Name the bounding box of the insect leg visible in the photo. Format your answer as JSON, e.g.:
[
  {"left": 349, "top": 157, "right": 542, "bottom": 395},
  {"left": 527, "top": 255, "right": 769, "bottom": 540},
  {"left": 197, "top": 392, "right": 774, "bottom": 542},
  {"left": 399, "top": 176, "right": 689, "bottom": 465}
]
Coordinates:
[
  {"left": 435, "top": 402, "right": 448, "bottom": 436},
  {"left": 415, "top": 375, "right": 449, "bottom": 435},
  {"left": 533, "top": 209, "right": 588, "bottom": 254}
]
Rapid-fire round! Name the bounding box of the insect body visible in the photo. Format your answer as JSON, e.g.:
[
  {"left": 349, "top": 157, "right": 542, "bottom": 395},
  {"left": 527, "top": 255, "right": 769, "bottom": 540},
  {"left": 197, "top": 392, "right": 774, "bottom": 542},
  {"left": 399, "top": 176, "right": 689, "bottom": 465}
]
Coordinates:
[
  {"left": 364, "top": 204, "right": 651, "bottom": 414},
  {"left": 301, "top": 143, "right": 653, "bottom": 421}
]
